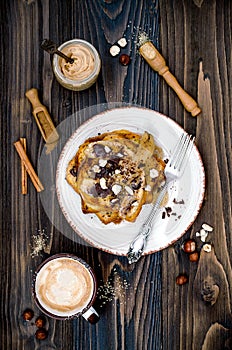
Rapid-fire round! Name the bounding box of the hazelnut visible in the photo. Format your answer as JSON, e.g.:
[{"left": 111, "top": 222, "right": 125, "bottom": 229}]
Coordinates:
[
  {"left": 35, "top": 328, "right": 48, "bottom": 340},
  {"left": 22, "top": 308, "right": 34, "bottom": 321},
  {"left": 182, "top": 239, "right": 196, "bottom": 253},
  {"left": 202, "top": 223, "right": 213, "bottom": 232},
  {"left": 119, "top": 54, "right": 131, "bottom": 66},
  {"left": 203, "top": 243, "right": 212, "bottom": 253},
  {"left": 189, "top": 251, "right": 199, "bottom": 262},
  {"left": 176, "top": 274, "right": 188, "bottom": 285},
  {"left": 35, "top": 316, "right": 46, "bottom": 328}
]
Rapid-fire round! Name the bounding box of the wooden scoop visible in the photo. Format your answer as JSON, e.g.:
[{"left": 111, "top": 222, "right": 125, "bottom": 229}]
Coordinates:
[
  {"left": 25, "top": 88, "right": 59, "bottom": 152},
  {"left": 139, "top": 41, "right": 201, "bottom": 117}
]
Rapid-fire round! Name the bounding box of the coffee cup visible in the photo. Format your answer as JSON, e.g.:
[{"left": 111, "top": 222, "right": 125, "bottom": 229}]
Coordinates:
[{"left": 32, "top": 254, "right": 99, "bottom": 324}]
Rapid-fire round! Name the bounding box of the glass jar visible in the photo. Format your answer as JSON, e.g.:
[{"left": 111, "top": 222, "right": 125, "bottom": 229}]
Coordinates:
[{"left": 52, "top": 39, "right": 101, "bottom": 91}]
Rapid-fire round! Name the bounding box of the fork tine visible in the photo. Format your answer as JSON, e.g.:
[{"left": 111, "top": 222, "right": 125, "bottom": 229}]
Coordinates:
[
  {"left": 175, "top": 134, "right": 195, "bottom": 173},
  {"left": 169, "top": 133, "right": 186, "bottom": 165}
]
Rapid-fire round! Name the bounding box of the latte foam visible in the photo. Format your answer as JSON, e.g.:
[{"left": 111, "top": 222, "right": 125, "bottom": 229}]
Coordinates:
[{"left": 35, "top": 257, "right": 94, "bottom": 317}]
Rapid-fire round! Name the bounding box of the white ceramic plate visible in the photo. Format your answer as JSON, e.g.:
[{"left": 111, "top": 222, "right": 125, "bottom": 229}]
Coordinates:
[{"left": 56, "top": 107, "right": 205, "bottom": 256}]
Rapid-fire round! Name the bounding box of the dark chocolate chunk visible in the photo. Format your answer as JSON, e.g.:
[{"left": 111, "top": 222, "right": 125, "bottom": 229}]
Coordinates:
[
  {"left": 70, "top": 166, "right": 77, "bottom": 177},
  {"left": 93, "top": 144, "right": 106, "bottom": 157}
]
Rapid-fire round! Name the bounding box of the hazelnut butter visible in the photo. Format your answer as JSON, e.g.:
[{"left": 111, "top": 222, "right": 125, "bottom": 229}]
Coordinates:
[{"left": 53, "top": 39, "right": 101, "bottom": 91}]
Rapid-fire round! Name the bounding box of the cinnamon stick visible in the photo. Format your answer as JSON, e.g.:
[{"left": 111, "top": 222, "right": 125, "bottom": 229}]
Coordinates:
[
  {"left": 20, "top": 138, "right": 27, "bottom": 194},
  {"left": 14, "top": 140, "right": 44, "bottom": 192}
]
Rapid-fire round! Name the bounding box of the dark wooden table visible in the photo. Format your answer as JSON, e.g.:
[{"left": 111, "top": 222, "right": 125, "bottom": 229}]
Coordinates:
[{"left": 1, "top": 0, "right": 232, "bottom": 349}]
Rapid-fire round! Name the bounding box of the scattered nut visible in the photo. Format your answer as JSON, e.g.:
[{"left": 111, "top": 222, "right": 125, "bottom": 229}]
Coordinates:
[
  {"left": 202, "top": 223, "right": 213, "bottom": 232},
  {"left": 144, "top": 184, "right": 151, "bottom": 192},
  {"left": 149, "top": 168, "right": 158, "bottom": 178},
  {"left": 182, "top": 239, "right": 196, "bottom": 253},
  {"left": 111, "top": 198, "right": 118, "bottom": 204},
  {"left": 203, "top": 244, "right": 212, "bottom": 253},
  {"left": 104, "top": 146, "right": 111, "bottom": 153},
  {"left": 100, "top": 177, "right": 108, "bottom": 189},
  {"left": 35, "top": 316, "right": 46, "bottom": 328},
  {"left": 112, "top": 184, "right": 122, "bottom": 195},
  {"left": 22, "top": 308, "right": 34, "bottom": 321},
  {"left": 117, "top": 38, "right": 127, "bottom": 47},
  {"left": 176, "top": 274, "right": 188, "bottom": 285},
  {"left": 200, "top": 229, "right": 208, "bottom": 242},
  {"left": 35, "top": 328, "right": 48, "bottom": 340},
  {"left": 99, "top": 159, "right": 107, "bottom": 167},
  {"left": 125, "top": 185, "right": 133, "bottom": 195},
  {"left": 110, "top": 45, "right": 120, "bottom": 56},
  {"left": 196, "top": 223, "right": 213, "bottom": 242},
  {"left": 117, "top": 152, "right": 123, "bottom": 157},
  {"left": 92, "top": 164, "right": 100, "bottom": 173},
  {"left": 119, "top": 54, "right": 131, "bottom": 66},
  {"left": 189, "top": 251, "right": 199, "bottom": 262}
]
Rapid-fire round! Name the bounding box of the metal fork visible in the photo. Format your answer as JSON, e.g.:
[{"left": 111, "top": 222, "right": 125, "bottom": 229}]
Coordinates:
[{"left": 127, "top": 133, "right": 195, "bottom": 264}]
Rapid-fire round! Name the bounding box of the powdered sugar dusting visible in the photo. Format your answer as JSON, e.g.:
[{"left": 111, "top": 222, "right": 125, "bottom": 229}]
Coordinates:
[
  {"left": 30, "top": 229, "right": 48, "bottom": 258},
  {"left": 137, "top": 32, "right": 150, "bottom": 47}
]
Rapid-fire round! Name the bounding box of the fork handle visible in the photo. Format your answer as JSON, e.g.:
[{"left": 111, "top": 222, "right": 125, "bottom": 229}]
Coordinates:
[{"left": 127, "top": 183, "right": 168, "bottom": 264}]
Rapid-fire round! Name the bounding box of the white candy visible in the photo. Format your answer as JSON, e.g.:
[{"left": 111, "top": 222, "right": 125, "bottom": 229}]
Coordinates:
[
  {"left": 115, "top": 169, "right": 121, "bottom": 175},
  {"left": 117, "top": 38, "right": 127, "bottom": 47},
  {"left": 109, "top": 45, "right": 120, "bottom": 56},
  {"left": 104, "top": 146, "right": 111, "bottom": 153}
]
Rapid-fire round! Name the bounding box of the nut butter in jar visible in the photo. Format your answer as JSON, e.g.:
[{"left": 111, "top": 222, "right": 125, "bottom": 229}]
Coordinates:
[{"left": 52, "top": 39, "right": 101, "bottom": 91}]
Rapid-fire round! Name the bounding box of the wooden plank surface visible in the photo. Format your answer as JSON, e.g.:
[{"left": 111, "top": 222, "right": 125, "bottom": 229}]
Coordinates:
[{"left": 0, "top": 0, "right": 231, "bottom": 349}]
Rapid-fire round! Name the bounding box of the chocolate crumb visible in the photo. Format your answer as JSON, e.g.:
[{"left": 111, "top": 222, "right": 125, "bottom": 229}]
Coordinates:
[
  {"left": 173, "top": 198, "right": 185, "bottom": 205},
  {"left": 165, "top": 207, "right": 172, "bottom": 217},
  {"left": 70, "top": 166, "right": 77, "bottom": 177}
]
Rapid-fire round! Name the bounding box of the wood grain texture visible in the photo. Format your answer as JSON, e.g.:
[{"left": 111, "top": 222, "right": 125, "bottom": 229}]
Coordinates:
[
  {"left": 0, "top": 0, "right": 231, "bottom": 349},
  {"left": 159, "top": 0, "right": 232, "bottom": 349}
]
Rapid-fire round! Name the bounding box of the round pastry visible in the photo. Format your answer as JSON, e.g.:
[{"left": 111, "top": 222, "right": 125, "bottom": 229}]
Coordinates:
[{"left": 66, "top": 129, "right": 166, "bottom": 224}]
